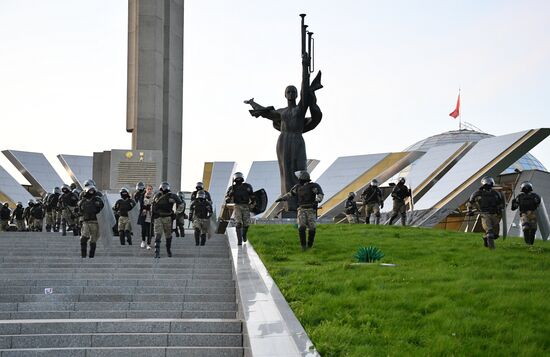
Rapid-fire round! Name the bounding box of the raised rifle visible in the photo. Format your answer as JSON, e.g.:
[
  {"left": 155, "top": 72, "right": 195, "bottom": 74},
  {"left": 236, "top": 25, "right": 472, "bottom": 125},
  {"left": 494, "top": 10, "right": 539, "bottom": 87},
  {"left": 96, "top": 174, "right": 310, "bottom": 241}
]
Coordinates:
[{"left": 300, "top": 14, "right": 322, "bottom": 91}]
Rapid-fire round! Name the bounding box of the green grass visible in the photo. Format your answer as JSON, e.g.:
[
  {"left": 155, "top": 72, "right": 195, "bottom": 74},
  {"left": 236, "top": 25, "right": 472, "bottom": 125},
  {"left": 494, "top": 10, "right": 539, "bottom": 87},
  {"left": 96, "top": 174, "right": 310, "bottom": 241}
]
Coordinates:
[{"left": 247, "top": 224, "right": 550, "bottom": 357}]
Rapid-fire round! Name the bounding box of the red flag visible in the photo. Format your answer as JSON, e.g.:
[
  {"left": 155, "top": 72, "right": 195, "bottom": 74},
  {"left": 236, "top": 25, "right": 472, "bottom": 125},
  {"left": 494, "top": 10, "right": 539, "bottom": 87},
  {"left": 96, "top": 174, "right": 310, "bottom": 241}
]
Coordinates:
[{"left": 449, "top": 93, "right": 460, "bottom": 119}]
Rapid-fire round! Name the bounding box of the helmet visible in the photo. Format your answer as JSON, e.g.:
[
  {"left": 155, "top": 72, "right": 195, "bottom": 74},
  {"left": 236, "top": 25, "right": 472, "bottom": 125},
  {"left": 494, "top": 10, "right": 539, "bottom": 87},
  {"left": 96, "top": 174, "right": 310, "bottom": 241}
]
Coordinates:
[
  {"left": 177, "top": 191, "right": 185, "bottom": 200},
  {"left": 69, "top": 183, "right": 77, "bottom": 190},
  {"left": 520, "top": 181, "right": 533, "bottom": 193},
  {"left": 481, "top": 177, "right": 495, "bottom": 188},
  {"left": 16, "top": 202, "right": 22, "bottom": 207},
  {"left": 296, "top": 171, "right": 311, "bottom": 182},
  {"left": 61, "top": 184, "right": 70, "bottom": 193},
  {"left": 348, "top": 192, "right": 356, "bottom": 198},
  {"left": 371, "top": 179, "right": 379, "bottom": 187},
  {"left": 83, "top": 179, "right": 96, "bottom": 188},
  {"left": 85, "top": 185, "right": 96, "bottom": 194},
  {"left": 159, "top": 181, "right": 170, "bottom": 192},
  {"left": 53, "top": 187, "right": 61, "bottom": 194},
  {"left": 72, "top": 188, "right": 81, "bottom": 195},
  {"left": 136, "top": 181, "right": 145, "bottom": 191},
  {"left": 196, "top": 181, "right": 204, "bottom": 190},
  {"left": 2, "top": 202, "right": 8, "bottom": 207},
  {"left": 28, "top": 199, "right": 35, "bottom": 206},
  {"left": 197, "top": 190, "right": 206, "bottom": 199},
  {"left": 398, "top": 177, "right": 406, "bottom": 184},
  {"left": 120, "top": 187, "right": 129, "bottom": 195},
  {"left": 233, "top": 172, "right": 244, "bottom": 182}
]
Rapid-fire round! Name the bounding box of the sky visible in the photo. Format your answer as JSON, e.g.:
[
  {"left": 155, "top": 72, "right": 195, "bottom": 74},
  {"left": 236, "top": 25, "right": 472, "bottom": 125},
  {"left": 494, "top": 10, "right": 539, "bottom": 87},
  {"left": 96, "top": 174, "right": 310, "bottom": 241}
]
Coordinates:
[{"left": 0, "top": 0, "right": 549, "bottom": 190}]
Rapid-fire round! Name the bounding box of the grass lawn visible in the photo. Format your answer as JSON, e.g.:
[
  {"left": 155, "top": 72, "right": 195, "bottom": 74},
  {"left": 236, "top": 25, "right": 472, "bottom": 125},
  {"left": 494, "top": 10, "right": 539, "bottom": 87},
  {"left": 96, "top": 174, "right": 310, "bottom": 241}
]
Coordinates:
[{"left": 248, "top": 224, "right": 550, "bottom": 357}]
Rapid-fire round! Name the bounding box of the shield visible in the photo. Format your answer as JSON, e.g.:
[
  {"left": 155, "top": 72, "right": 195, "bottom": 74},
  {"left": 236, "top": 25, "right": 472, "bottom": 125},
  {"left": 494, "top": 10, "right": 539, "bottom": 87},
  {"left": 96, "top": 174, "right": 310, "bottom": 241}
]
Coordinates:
[
  {"left": 536, "top": 197, "right": 550, "bottom": 241},
  {"left": 251, "top": 189, "right": 268, "bottom": 215},
  {"left": 500, "top": 192, "right": 507, "bottom": 240}
]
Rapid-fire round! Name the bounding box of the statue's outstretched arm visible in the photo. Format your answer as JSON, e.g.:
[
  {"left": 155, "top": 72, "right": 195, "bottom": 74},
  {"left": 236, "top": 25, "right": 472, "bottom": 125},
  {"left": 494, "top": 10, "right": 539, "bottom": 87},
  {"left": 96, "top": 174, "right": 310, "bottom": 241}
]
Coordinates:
[{"left": 244, "top": 98, "right": 279, "bottom": 121}]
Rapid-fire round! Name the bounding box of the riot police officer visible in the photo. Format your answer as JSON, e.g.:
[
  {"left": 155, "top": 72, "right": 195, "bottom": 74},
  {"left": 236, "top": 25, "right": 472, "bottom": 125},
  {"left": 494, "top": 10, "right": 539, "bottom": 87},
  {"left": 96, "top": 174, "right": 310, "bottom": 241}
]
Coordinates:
[
  {"left": 11, "top": 202, "right": 25, "bottom": 231},
  {"left": 78, "top": 185, "right": 105, "bottom": 258},
  {"left": 388, "top": 177, "right": 411, "bottom": 226},
  {"left": 23, "top": 200, "right": 34, "bottom": 231},
  {"left": 225, "top": 172, "right": 255, "bottom": 245},
  {"left": 0, "top": 203, "right": 11, "bottom": 231},
  {"left": 276, "top": 171, "right": 324, "bottom": 250},
  {"left": 30, "top": 199, "right": 44, "bottom": 232},
  {"left": 361, "top": 179, "right": 383, "bottom": 224},
  {"left": 189, "top": 190, "right": 213, "bottom": 246},
  {"left": 344, "top": 192, "right": 358, "bottom": 223},
  {"left": 58, "top": 184, "right": 79, "bottom": 236},
  {"left": 113, "top": 188, "right": 136, "bottom": 245},
  {"left": 45, "top": 187, "right": 61, "bottom": 232},
  {"left": 152, "top": 182, "right": 184, "bottom": 258},
  {"left": 191, "top": 182, "right": 212, "bottom": 203},
  {"left": 511, "top": 181, "right": 541, "bottom": 245},
  {"left": 468, "top": 177, "right": 504, "bottom": 249},
  {"left": 174, "top": 191, "right": 187, "bottom": 237}
]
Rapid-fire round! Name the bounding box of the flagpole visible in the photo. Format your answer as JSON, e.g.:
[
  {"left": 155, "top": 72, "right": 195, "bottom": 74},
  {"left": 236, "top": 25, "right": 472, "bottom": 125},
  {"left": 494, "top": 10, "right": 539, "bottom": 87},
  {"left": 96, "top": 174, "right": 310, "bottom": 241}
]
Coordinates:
[{"left": 458, "top": 88, "right": 461, "bottom": 130}]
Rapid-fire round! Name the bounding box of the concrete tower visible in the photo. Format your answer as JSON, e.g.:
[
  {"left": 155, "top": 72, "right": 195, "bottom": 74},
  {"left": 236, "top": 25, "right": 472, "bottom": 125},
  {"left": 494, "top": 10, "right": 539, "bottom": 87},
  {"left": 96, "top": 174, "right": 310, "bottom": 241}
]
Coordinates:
[{"left": 126, "top": 0, "right": 184, "bottom": 190}]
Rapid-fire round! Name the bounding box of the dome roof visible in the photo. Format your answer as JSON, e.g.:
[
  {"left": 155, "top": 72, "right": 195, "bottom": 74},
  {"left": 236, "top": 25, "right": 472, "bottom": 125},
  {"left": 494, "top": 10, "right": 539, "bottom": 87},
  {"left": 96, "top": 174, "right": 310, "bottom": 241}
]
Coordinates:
[{"left": 405, "top": 129, "right": 547, "bottom": 173}]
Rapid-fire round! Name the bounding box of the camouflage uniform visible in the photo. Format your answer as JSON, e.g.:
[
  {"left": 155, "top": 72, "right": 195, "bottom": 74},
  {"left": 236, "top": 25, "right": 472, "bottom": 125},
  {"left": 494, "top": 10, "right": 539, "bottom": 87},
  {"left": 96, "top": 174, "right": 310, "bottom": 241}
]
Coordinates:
[
  {"left": 298, "top": 207, "right": 317, "bottom": 230},
  {"left": 469, "top": 185, "right": 504, "bottom": 249},
  {"left": 512, "top": 189, "right": 541, "bottom": 245},
  {"left": 152, "top": 187, "right": 183, "bottom": 258},
  {"left": 279, "top": 177, "right": 324, "bottom": 250},
  {"left": 225, "top": 179, "right": 255, "bottom": 245}
]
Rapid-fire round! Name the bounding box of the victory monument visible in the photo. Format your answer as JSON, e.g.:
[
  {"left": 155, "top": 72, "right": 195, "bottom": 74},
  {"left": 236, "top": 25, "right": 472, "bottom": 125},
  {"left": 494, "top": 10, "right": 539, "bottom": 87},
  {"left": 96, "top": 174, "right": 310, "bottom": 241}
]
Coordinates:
[{"left": 245, "top": 14, "right": 323, "bottom": 213}]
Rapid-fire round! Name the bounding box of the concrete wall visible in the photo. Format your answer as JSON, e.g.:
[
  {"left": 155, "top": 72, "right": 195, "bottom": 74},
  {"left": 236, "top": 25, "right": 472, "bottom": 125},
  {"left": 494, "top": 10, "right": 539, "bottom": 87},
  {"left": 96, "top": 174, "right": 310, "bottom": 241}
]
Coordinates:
[{"left": 127, "top": 0, "right": 184, "bottom": 191}]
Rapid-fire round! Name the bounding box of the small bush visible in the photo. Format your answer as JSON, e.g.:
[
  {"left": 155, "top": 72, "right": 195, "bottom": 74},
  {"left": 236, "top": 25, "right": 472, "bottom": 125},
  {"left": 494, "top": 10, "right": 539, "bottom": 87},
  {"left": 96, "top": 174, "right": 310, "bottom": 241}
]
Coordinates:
[{"left": 354, "top": 246, "right": 384, "bottom": 263}]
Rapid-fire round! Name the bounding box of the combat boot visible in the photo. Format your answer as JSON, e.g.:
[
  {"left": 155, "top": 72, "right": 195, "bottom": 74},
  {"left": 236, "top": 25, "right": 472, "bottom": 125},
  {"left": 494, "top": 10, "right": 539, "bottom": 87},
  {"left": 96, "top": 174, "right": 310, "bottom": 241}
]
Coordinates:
[
  {"left": 365, "top": 216, "right": 370, "bottom": 225},
  {"left": 236, "top": 227, "right": 243, "bottom": 246},
  {"left": 194, "top": 229, "right": 200, "bottom": 246},
  {"left": 80, "top": 237, "right": 89, "bottom": 258},
  {"left": 242, "top": 227, "right": 249, "bottom": 242},
  {"left": 154, "top": 238, "right": 161, "bottom": 258},
  {"left": 89, "top": 242, "right": 96, "bottom": 258},
  {"left": 166, "top": 237, "right": 172, "bottom": 257},
  {"left": 299, "top": 229, "right": 307, "bottom": 251},
  {"left": 200, "top": 234, "right": 207, "bottom": 246},
  {"left": 308, "top": 230, "right": 316, "bottom": 248},
  {"left": 125, "top": 230, "right": 132, "bottom": 245},
  {"left": 119, "top": 231, "right": 125, "bottom": 245},
  {"left": 46, "top": 224, "right": 51, "bottom": 232}
]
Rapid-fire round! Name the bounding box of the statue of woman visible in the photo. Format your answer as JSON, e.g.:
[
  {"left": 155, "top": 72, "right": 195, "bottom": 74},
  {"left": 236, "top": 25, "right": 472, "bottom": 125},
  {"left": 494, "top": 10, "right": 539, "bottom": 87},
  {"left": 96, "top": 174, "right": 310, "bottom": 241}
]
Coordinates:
[{"left": 244, "top": 58, "right": 322, "bottom": 212}]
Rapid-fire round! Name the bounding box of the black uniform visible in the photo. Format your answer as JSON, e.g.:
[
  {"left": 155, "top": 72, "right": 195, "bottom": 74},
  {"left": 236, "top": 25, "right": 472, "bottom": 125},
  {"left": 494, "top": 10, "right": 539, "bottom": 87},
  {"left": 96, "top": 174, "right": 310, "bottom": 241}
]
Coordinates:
[
  {"left": 469, "top": 187, "right": 504, "bottom": 248},
  {"left": 152, "top": 191, "right": 183, "bottom": 258},
  {"left": 0, "top": 205, "right": 11, "bottom": 231},
  {"left": 30, "top": 203, "right": 44, "bottom": 231},
  {"left": 284, "top": 181, "right": 324, "bottom": 249},
  {"left": 511, "top": 191, "right": 541, "bottom": 245},
  {"left": 344, "top": 197, "right": 358, "bottom": 223},
  {"left": 58, "top": 190, "right": 79, "bottom": 235},
  {"left": 45, "top": 192, "right": 61, "bottom": 231},
  {"left": 113, "top": 197, "right": 136, "bottom": 245},
  {"left": 189, "top": 199, "right": 213, "bottom": 246},
  {"left": 225, "top": 182, "right": 255, "bottom": 244},
  {"left": 389, "top": 183, "right": 411, "bottom": 226},
  {"left": 78, "top": 194, "right": 105, "bottom": 258}
]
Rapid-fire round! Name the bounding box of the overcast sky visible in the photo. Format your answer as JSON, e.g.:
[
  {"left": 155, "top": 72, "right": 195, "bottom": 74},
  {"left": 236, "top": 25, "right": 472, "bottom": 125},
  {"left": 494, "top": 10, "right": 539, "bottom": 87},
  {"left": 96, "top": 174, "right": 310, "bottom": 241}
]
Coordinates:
[{"left": 1, "top": 0, "right": 549, "bottom": 190}]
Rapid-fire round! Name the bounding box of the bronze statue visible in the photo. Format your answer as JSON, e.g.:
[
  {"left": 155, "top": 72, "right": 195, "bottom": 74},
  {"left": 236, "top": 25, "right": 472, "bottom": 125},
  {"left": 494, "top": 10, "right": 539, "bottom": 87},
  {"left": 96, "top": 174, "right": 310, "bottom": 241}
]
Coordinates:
[{"left": 244, "top": 14, "right": 323, "bottom": 212}]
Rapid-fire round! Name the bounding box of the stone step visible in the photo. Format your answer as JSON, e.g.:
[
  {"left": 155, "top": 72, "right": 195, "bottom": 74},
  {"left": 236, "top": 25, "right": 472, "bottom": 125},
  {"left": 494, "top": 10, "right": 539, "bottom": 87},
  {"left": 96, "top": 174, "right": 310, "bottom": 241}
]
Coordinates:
[
  {"left": 0, "top": 332, "right": 242, "bottom": 348},
  {"left": 0, "top": 346, "right": 243, "bottom": 357},
  {"left": 0, "top": 302, "right": 237, "bottom": 312},
  {"left": 0, "top": 311, "right": 236, "bottom": 320},
  {"left": 0, "top": 293, "right": 235, "bottom": 303},
  {"left": 1, "top": 286, "right": 236, "bottom": 295},
  {"left": 0, "top": 279, "right": 235, "bottom": 287},
  {"left": 0, "top": 319, "right": 241, "bottom": 335}
]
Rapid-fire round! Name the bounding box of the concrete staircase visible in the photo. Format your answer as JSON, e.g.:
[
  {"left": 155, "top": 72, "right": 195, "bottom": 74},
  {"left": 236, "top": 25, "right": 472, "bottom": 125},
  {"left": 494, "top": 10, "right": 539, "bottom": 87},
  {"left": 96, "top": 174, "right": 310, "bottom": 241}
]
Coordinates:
[{"left": 0, "top": 231, "right": 242, "bottom": 356}]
